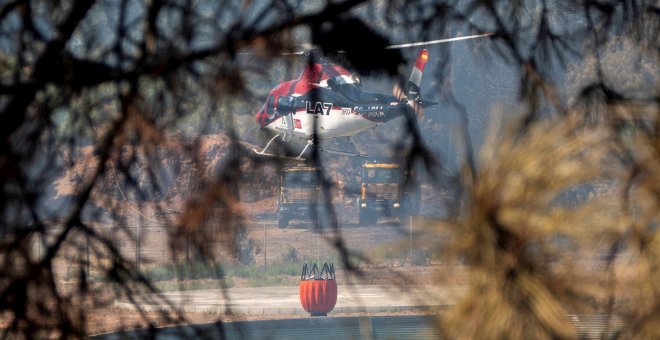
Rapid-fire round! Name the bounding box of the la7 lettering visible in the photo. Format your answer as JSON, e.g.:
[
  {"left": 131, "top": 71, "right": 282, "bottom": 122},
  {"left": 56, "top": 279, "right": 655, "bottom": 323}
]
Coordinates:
[{"left": 305, "top": 101, "right": 333, "bottom": 115}]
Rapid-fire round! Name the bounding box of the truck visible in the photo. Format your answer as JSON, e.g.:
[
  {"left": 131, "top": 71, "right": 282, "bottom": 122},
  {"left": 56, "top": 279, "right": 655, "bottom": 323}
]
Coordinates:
[
  {"left": 357, "top": 161, "right": 411, "bottom": 225},
  {"left": 277, "top": 166, "right": 320, "bottom": 228}
]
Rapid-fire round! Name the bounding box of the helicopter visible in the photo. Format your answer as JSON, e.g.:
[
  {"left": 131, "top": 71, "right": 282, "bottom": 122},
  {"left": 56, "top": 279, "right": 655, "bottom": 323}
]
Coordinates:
[{"left": 252, "top": 33, "right": 492, "bottom": 160}]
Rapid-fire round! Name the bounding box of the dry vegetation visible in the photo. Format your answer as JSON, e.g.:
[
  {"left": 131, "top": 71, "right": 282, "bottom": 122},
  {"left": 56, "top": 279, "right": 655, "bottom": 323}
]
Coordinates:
[{"left": 0, "top": 0, "right": 658, "bottom": 338}]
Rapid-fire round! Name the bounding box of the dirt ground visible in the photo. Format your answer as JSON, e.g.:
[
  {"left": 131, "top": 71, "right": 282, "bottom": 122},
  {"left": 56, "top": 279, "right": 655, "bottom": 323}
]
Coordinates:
[{"left": 84, "top": 266, "right": 460, "bottom": 336}]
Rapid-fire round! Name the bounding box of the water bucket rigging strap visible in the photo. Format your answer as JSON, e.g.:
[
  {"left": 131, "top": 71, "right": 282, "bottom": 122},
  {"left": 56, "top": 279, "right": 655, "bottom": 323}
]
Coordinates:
[{"left": 301, "top": 262, "right": 335, "bottom": 280}]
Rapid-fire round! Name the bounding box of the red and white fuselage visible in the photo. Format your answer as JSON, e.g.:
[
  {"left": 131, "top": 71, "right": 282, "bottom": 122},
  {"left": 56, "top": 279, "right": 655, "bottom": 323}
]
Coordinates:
[{"left": 254, "top": 49, "right": 431, "bottom": 141}]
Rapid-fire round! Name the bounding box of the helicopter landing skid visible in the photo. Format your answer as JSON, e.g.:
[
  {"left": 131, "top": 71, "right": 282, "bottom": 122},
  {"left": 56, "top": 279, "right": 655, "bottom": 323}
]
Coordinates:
[
  {"left": 252, "top": 134, "right": 309, "bottom": 161},
  {"left": 253, "top": 135, "right": 368, "bottom": 160},
  {"left": 252, "top": 148, "right": 308, "bottom": 161}
]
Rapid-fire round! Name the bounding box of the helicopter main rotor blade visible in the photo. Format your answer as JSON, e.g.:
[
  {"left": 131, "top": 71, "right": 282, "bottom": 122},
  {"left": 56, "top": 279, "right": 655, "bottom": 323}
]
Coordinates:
[
  {"left": 239, "top": 33, "right": 492, "bottom": 55},
  {"left": 385, "top": 33, "right": 493, "bottom": 49}
]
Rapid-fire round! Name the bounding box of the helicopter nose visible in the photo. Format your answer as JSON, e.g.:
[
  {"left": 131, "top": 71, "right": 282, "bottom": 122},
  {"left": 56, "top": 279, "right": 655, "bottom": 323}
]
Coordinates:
[
  {"left": 255, "top": 104, "right": 268, "bottom": 126},
  {"left": 255, "top": 94, "right": 276, "bottom": 126},
  {"left": 255, "top": 111, "right": 265, "bottom": 125}
]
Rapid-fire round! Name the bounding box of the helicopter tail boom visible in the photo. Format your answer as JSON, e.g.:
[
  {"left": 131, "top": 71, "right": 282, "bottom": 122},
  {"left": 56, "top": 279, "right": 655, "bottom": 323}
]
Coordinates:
[{"left": 407, "top": 49, "right": 428, "bottom": 101}]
